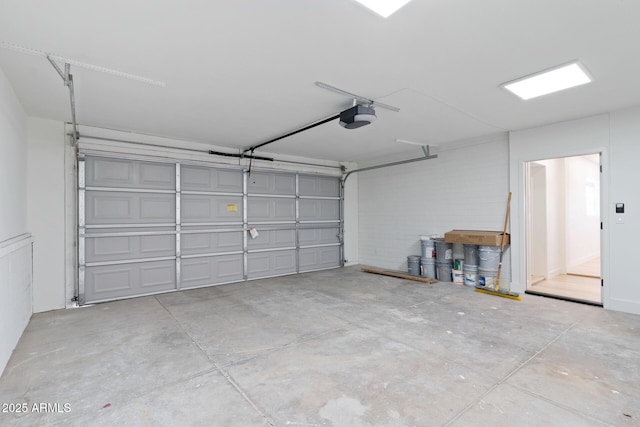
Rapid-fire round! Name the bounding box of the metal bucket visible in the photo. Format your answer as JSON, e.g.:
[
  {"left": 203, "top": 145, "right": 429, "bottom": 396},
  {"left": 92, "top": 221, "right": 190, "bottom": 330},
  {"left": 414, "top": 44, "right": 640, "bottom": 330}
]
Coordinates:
[
  {"left": 407, "top": 255, "right": 421, "bottom": 276},
  {"left": 478, "top": 268, "right": 499, "bottom": 289},
  {"left": 479, "top": 246, "right": 501, "bottom": 270},
  {"left": 435, "top": 239, "right": 453, "bottom": 263},
  {"left": 420, "top": 239, "right": 436, "bottom": 259},
  {"left": 420, "top": 257, "right": 436, "bottom": 279},
  {"left": 436, "top": 261, "right": 453, "bottom": 282},
  {"left": 463, "top": 264, "right": 478, "bottom": 287},
  {"left": 463, "top": 244, "right": 479, "bottom": 266}
]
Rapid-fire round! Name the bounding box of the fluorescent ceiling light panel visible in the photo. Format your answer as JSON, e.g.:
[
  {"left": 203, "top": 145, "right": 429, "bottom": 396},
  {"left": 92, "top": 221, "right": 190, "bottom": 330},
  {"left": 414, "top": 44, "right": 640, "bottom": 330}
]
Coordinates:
[
  {"left": 354, "top": 0, "right": 412, "bottom": 18},
  {"left": 502, "top": 62, "right": 591, "bottom": 100}
]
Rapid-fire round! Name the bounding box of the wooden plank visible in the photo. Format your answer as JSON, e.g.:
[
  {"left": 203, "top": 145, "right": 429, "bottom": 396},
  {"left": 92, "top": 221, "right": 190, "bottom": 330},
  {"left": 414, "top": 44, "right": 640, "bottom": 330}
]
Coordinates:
[{"left": 361, "top": 266, "right": 437, "bottom": 284}]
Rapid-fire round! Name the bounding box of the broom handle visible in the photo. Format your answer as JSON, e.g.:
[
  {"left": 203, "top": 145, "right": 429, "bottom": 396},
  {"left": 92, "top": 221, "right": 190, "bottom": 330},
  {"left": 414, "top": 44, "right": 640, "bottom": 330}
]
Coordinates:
[{"left": 495, "top": 192, "right": 512, "bottom": 287}]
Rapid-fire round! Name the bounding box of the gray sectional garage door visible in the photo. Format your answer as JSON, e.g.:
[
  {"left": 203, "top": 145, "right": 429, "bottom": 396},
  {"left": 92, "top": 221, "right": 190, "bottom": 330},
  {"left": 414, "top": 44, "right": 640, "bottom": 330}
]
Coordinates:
[{"left": 78, "top": 154, "right": 342, "bottom": 304}]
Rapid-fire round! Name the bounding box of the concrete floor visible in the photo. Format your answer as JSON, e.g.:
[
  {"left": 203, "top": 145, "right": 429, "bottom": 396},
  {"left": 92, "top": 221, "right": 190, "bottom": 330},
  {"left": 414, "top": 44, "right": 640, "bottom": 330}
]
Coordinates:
[{"left": 1, "top": 266, "right": 639, "bottom": 426}]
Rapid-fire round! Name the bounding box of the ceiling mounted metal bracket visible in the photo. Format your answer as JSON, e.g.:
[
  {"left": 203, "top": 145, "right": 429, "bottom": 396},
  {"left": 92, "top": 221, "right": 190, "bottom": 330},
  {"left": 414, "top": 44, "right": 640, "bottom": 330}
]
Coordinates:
[
  {"left": 342, "top": 145, "right": 438, "bottom": 184},
  {"left": 315, "top": 81, "right": 400, "bottom": 112},
  {"left": 47, "top": 55, "right": 78, "bottom": 143}
]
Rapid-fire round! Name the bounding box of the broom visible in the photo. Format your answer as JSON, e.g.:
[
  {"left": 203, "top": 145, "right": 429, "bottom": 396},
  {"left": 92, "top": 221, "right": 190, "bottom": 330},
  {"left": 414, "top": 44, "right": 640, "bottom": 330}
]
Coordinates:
[{"left": 475, "top": 192, "right": 522, "bottom": 300}]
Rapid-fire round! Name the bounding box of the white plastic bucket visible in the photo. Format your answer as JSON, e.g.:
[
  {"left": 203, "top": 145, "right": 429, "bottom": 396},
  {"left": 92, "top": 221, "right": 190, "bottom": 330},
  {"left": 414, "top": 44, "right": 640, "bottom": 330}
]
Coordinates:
[
  {"left": 479, "top": 246, "right": 501, "bottom": 270},
  {"left": 452, "top": 269, "right": 464, "bottom": 285}
]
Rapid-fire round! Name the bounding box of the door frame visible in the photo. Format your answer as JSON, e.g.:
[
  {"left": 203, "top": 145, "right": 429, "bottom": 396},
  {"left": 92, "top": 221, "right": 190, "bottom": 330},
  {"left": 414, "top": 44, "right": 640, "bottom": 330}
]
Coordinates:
[
  {"left": 511, "top": 147, "right": 609, "bottom": 308},
  {"left": 523, "top": 154, "right": 602, "bottom": 303},
  {"left": 525, "top": 161, "right": 549, "bottom": 288}
]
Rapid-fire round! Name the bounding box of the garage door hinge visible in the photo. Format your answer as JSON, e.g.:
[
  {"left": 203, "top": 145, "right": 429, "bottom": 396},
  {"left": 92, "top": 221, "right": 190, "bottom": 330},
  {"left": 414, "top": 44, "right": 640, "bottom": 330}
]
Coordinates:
[{"left": 71, "top": 295, "right": 79, "bottom": 302}]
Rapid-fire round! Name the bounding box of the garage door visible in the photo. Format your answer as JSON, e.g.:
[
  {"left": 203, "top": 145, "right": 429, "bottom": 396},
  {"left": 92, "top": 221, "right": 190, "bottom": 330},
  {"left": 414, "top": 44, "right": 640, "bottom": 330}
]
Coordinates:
[{"left": 78, "top": 154, "right": 342, "bottom": 304}]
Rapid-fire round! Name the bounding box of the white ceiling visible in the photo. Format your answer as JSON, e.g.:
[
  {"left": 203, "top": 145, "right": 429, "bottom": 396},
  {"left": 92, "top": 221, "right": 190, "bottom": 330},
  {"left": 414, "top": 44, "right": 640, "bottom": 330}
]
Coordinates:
[{"left": 1, "top": 0, "right": 639, "bottom": 163}]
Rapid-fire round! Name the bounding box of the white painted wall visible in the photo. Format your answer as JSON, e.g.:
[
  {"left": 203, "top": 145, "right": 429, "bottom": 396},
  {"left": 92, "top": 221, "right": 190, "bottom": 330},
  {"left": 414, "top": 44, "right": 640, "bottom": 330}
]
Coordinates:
[
  {"left": 528, "top": 162, "right": 548, "bottom": 279},
  {"left": 511, "top": 110, "right": 640, "bottom": 315},
  {"left": 27, "top": 118, "right": 67, "bottom": 312},
  {"left": 358, "top": 135, "right": 511, "bottom": 280},
  {"left": 0, "top": 66, "right": 31, "bottom": 375},
  {"left": 539, "top": 158, "right": 567, "bottom": 277},
  {"left": 609, "top": 108, "right": 640, "bottom": 314},
  {"left": 565, "top": 155, "right": 600, "bottom": 269},
  {"left": 0, "top": 68, "right": 27, "bottom": 242}
]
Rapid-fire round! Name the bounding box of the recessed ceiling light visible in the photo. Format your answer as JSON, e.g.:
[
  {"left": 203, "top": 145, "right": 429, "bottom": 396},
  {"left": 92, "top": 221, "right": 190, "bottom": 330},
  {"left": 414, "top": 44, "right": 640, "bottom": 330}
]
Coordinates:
[
  {"left": 502, "top": 61, "right": 592, "bottom": 100},
  {"left": 354, "top": 0, "right": 412, "bottom": 18}
]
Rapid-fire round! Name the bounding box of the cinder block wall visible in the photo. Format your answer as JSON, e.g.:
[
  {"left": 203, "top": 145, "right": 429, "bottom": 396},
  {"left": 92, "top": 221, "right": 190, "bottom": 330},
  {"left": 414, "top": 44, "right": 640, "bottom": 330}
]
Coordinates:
[{"left": 357, "top": 136, "right": 511, "bottom": 280}]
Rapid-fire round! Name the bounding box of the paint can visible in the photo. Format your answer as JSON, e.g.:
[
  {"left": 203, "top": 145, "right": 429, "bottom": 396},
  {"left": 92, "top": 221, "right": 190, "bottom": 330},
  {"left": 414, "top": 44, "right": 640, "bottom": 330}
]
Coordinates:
[
  {"left": 420, "top": 239, "right": 436, "bottom": 259},
  {"left": 420, "top": 257, "right": 436, "bottom": 279},
  {"left": 452, "top": 269, "right": 464, "bottom": 285},
  {"left": 435, "top": 239, "right": 453, "bottom": 263},
  {"left": 463, "top": 244, "right": 479, "bottom": 266},
  {"left": 463, "top": 264, "right": 478, "bottom": 287},
  {"left": 436, "top": 261, "right": 453, "bottom": 282},
  {"left": 407, "top": 255, "right": 421, "bottom": 276},
  {"left": 479, "top": 246, "right": 501, "bottom": 271},
  {"left": 478, "top": 268, "right": 499, "bottom": 289}
]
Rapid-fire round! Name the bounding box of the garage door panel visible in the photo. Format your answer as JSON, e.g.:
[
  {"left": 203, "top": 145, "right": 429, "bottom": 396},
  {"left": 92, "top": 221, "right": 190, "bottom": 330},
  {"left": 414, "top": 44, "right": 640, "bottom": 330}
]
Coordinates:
[
  {"left": 299, "top": 246, "right": 340, "bottom": 272},
  {"left": 299, "top": 175, "right": 340, "bottom": 197},
  {"left": 85, "top": 260, "right": 176, "bottom": 302},
  {"left": 182, "top": 195, "right": 243, "bottom": 223},
  {"left": 247, "top": 172, "right": 295, "bottom": 195},
  {"left": 140, "top": 234, "right": 176, "bottom": 255},
  {"left": 81, "top": 156, "right": 344, "bottom": 304},
  {"left": 181, "top": 166, "right": 243, "bottom": 192},
  {"left": 140, "top": 263, "right": 175, "bottom": 289},
  {"left": 86, "top": 234, "right": 175, "bottom": 262},
  {"left": 299, "top": 199, "right": 340, "bottom": 221},
  {"left": 181, "top": 254, "right": 244, "bottom": 288},
  {"left": 247, "top": 250, "right": 296, "bottom": 279},
  {"left": 139, "top": 162, "right": 175, "bottom": 188},
  {"left": 248, "top": 228, "right": 296, "bottom": 250},
  {"left": 299, "top": 228, "right": 340, "bottom": 246},
  {"left": 86, "top": 157, "right": 175, "bottom": 190},
  {"left": 247, "top": 198, "right": 295, "bottom": 222},
  {"left": 181, "top": 231, "right": 243, "bottom": 255},
  {"left": 140, "top": 197, "right": 175, "bottom": 220},
  {"left": 86, "top": 192, "right": 176, "bottom": 224},
  {"left": 87, "top": 158, "right": 133, "bottom": 187}
]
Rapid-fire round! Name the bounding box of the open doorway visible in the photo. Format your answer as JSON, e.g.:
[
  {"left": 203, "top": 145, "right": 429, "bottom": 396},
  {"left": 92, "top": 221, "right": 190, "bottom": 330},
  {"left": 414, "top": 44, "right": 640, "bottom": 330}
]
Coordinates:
[{"left": 525, "top": 153, "right": 602, "bottom": 305}]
